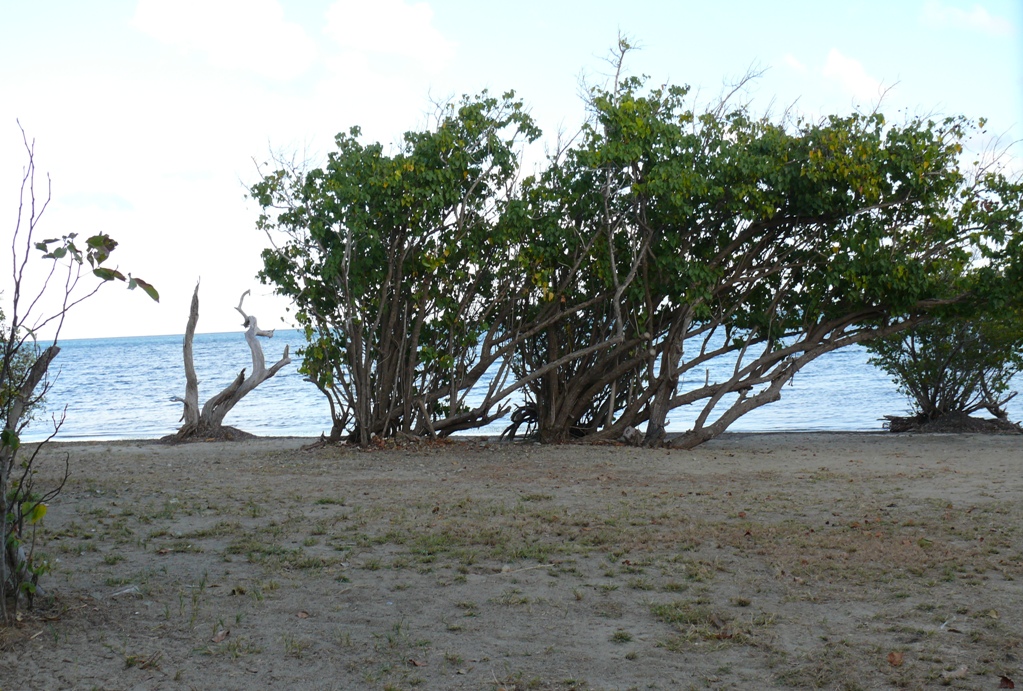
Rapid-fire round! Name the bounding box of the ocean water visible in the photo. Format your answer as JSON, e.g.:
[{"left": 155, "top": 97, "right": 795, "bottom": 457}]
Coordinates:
[
  {"left": 22, "top": 329, "right": 1022, "bottom": 442},
  {"left": 28, "top": 330, "right": 324, "bottom": 442}
]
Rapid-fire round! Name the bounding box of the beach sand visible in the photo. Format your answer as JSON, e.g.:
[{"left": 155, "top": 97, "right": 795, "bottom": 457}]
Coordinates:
[{"left": 1, "top": 432, "right": 1021, "bottom": 689}]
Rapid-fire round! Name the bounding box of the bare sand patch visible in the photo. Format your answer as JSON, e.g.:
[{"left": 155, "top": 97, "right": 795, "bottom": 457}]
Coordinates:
[{"left": 2, "top": 432, "right": 1021, "bottom": 689}]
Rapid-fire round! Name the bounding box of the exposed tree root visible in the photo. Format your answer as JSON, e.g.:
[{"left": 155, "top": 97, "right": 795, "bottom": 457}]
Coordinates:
[
  {"left": 884, "top": 412, "right": 1022, "bottom": 434},
  {"left": 159, "top": 426, "right": 255, "bottom": 444}
]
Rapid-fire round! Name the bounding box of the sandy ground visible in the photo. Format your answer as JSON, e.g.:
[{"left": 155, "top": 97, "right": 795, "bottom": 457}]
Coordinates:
[{"left": 1, "top": 432, "right": 1021, "bottom": 690}]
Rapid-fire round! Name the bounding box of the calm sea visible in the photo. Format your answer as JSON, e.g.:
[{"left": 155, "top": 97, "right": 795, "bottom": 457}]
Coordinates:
[{"left": 22, "top": 329, "right": 1022, "bottom": 442}]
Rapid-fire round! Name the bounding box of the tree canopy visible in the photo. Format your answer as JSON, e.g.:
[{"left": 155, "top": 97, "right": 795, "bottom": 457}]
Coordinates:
[{"left": 253, "top": 51, "right": 1023, "bottom": 448}]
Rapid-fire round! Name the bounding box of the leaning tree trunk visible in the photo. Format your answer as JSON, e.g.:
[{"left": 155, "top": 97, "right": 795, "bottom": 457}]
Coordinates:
[
  {"left": 2, "top": 344, "right": 60, "bottom": 610},
  {"left": 173, "top": 285, "right": 291, "bottom": 441}
]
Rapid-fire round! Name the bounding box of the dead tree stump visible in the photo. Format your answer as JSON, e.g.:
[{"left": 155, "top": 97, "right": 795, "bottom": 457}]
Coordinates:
[{"left": 170, "top": 284, "right": 291, "bottom": 441}]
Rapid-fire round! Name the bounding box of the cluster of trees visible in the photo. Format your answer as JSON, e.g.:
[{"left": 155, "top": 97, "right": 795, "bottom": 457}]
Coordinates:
[{"left": 253, "top": 53, "right": 1023, "bottom": 448}]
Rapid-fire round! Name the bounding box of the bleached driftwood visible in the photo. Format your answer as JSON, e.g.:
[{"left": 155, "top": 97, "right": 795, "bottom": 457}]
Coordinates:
[{"left": 173, "top": 284, "right": 291, "bottom": 440}]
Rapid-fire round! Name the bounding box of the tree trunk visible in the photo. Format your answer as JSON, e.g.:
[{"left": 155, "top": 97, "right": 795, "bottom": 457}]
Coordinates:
[
  {"left": 2, "top": 345, "right": 60, "bottom": 609},
  {"left": 668, "top": 377, "right": 786, "bottom": 449},
  {"left": 173, "top": 287, "right": 291, "bottom": 440},
  {"left": 180, "top": 284, "right": 200, "bottom": 427}
]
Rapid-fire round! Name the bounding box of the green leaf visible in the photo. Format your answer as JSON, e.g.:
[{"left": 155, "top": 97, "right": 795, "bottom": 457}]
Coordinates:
[
  {"left": 93, "top": 267, "right": 126, "bottom": 281},
  {"left": 86, "top": 234, "right": 117, "bottom": 250},
  {"left": 129, "top": 276, "right": 160, "bottom": 302},
  {"left": 23, "top": 502, "right": 47, "bottom": 525},
  {"left": 0, "top": 428, "right": 20, "bottom": 451}
]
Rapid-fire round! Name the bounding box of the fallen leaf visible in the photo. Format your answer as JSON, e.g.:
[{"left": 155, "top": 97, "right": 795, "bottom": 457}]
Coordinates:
[
  {"left": 296, "top": 611, "right": 309, "bottom": 619},
  {"left": 887, "top": 651, "right": 904, "bottom": 667},
  {"left": 988, "top": 609, "right": 999, "bottom": 619},
  {"left": 737, "top": 511, "right": 747, "bottom": 518},
  {"left": 211, "top": 629, "right": 229, "bottom": 643},
  {"left": 999, "top": 675, "right": 1015, "bottom": 689}
]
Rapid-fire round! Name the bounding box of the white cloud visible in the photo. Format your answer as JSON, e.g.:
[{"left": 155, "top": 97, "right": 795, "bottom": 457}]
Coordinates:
[
  {"left": 323, "top": 0, "right": 456, "bottom": 73},
  {"left": 921, "top": 1, "right": 1015, "bottom": 36},
  {"left": 132, "top": 0, "right": 316, "bottom": 80},
  {"left": 781, "top": 53, "right": 807, "bottom": 74},
  {"left": 822, "top": 49, "right": 884, "bottom": 102}
]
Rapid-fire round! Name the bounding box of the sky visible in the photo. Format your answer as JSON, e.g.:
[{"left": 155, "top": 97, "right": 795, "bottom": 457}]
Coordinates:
[{"left": 1, "top": 0, "right": 1020, "bottom": 340}]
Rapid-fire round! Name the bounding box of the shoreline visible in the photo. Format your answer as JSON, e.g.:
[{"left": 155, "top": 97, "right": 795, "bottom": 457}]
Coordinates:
[{"left": 27, "top": 426, "right": 1016, "bottom": 448}]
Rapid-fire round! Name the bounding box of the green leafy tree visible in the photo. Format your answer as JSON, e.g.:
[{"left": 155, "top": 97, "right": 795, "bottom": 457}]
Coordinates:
[
  {"left": 868, "top": 310, "right": 1023, "bottom": 422},
  {"left": 2, "top": 124, "right": 157, "bottom": 621},
  {"left": 865, "top": 163, "right": 1023, "bottom": 424},
  {"left": 253, "top": 92, "right": 542, "bottom": 444},
  {"left": 511, "top": 43, "right": 1023, "bottom": 447}
]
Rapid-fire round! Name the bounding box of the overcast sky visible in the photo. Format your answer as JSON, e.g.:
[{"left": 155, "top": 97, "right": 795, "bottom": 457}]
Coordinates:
[{"left": 2, "top": 0, "right": 1020, "bottom": 340}]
